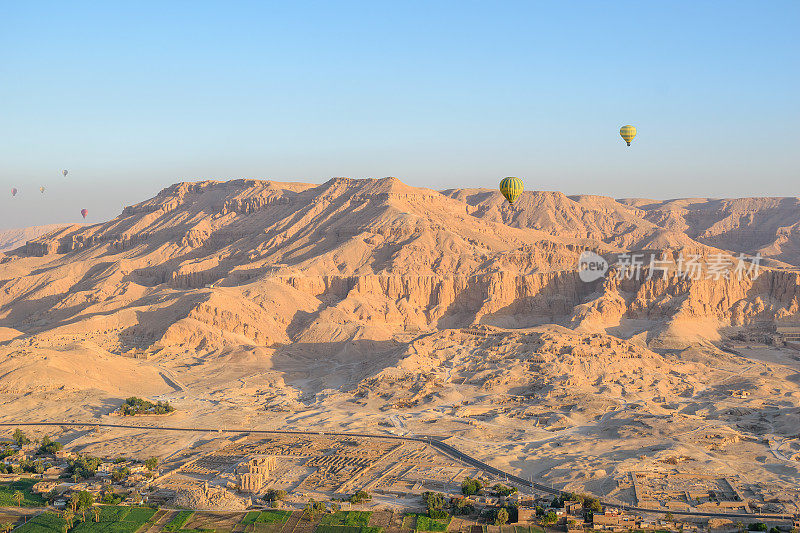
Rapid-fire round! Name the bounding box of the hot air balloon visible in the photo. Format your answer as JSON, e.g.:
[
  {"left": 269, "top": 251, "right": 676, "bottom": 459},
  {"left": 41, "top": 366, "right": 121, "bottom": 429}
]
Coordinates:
[
  {"left": 80, "top": 208, "right": 88, "bottom": 219},
  {"left": 40, "top": 186, "right": 46, "bottom": 193},
  {"left": 62, "top": 169, "right": 68, "bottom": 177},
  {"left": 620, "top": 125, "right": 636, "bottom": 146},
  {"left": 499, "top": 177, "right": 524, "bottom": 205},
  {"left": 11, "top": 188, "right": 18, "bottom": 197}
]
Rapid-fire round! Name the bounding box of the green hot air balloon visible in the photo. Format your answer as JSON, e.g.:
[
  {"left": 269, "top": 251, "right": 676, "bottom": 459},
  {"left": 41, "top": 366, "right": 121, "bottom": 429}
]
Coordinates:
[{"left": 499, "top": 177, "right": 524, "bottom": 204}]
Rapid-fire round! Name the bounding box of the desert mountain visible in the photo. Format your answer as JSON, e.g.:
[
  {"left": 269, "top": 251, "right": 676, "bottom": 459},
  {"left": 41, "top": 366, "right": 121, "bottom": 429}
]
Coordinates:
[
  {"left": 1, "top": 178, "right": 797, "bottom": 354},
  {"left": 0, "top": 223, "right": 71, "bottom": 252},
  {"left": 2, "top": 177, "right": 799, "bottom": 495}
]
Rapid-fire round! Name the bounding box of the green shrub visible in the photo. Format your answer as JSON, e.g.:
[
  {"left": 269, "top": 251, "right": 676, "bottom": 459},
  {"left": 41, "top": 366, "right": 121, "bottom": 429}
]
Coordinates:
[
  {"left": 461, "top": 478, "right": 482, "bottom": 496},
  {"left": 38, "top": 437, "right": 64, "bottom": 455},
  {"left": 493, "top": 484, "right": 518, "bottom": 497},
  {"left": 349, "top": 491, "right": 372, "bottom": 504},
  {"left": 13, "top": 429, "right": 30, "bottom": 446}
]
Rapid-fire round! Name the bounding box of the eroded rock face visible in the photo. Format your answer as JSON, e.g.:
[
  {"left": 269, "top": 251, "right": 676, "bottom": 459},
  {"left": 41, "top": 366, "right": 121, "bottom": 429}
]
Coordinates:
[
  {"left": 0, "top": 177, "right": 798, "bottom": 353},
  {"left": 172, "top": 485, "right": 248, "bottom": 510}
]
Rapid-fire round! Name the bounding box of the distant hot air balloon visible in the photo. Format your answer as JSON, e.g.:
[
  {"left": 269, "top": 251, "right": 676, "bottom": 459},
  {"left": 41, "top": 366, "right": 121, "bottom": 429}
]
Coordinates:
[
  {"left": 40, "top": 186, "right": 46, "bottom": 193},
  {"left": 620, "top": 125, "right": 637, "bottom": 146},
  {"left": 11, "top": 188, "right": 18, "bottom": 197},
  {"left": 62, "top": 169, "right": 69, "bottom": 177},
  {"left": 80, "top": 208, "right": 88, "bottom": 219},
  {"left": 499, "top": 177, "right": 524, "bottom": 205}
]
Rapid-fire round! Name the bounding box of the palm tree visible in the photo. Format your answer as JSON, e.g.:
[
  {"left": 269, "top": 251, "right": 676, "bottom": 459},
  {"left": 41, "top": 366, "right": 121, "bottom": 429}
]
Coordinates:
[
  {"left": 0, "top": 522, "right": 14, "bottom": 533},
  {"left": 93, "top": 507, "right": 101, "bottom": 522},
  {"left": 64, "top": 510, "right": 74, "bottom": 530},
  {"left": 13, "top": 490, "right": 24, "bottom": 507},
  {"left": 736, "top": 521, "right": 745, "bottom": 533}
]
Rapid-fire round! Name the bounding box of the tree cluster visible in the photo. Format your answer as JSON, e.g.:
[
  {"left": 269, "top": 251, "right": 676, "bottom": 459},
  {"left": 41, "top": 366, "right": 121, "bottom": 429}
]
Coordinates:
[
  {"left": 551, "top": 492, "right": 601, "bottom": 514},
  {"left": 66, "top": 454, "right": 103, "bottom": 480},
  {"left": 69, "top": 491, "right": 95, "bottom": 512},
  {"left": 12, "top": 429, "right": 30, "bottom": 446},
  {"left": 0, "top": 458, "right": 50, "bottom": 474},
  {"left": 422, "top": 492, "right": 476, "bottom": 520},
  {"left": 493, "top": 483, "right": 518, "bottom": 497},
  {"left": 39, "top": 436, "right": 64, "bottom": 455},
  {"left": 461, "top": 477, "right": 483, "bottom": 496},
  {"left": 481, "top": 504, "right": 517, "bottom": 525},
  {"left": 422, "top": 492, "right": 449, "bottom": 520},
  {"left": 264, "top": 489, "right": 288, "bottom": 502},
  {"left": 118, "top": 397, "right": 175, "bottom": 416},
  {"left": 349, "top": 490, "right": 372, "bottom": 504},
  {"left": 101, "top": 491, "right": 123, "bottom": 504},
  {"left": 303, "top": 499, "right": 326, "bottom": 519},
  {"left": 111, "top": 466, "right": 130, "bottom": 482},
  {"left": 540, "top": 510, "right": 558, "bottom": 525}
]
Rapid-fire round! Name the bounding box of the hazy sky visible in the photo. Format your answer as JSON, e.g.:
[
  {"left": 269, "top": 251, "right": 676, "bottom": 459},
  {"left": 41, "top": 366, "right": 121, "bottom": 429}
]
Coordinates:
[{"left": 1, "top": 1, "right": 798, "bottom": 229}]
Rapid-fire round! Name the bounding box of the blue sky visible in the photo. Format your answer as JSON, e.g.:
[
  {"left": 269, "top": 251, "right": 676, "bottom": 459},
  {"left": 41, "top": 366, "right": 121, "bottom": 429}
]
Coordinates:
[{"left": 1, "top": 1, "right": 798, "bottom": 228}]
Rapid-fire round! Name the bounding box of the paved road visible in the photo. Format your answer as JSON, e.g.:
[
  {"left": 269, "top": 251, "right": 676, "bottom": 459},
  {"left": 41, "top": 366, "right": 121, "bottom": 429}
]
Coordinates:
[{"left": 0, "top": 421, "right": 792, "bottom": 521}]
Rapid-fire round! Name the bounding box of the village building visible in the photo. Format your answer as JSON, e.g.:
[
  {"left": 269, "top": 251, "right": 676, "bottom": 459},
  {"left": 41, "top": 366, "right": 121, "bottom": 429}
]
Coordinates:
[
  {"left": 44, "top": 464, "right": 68, "bottom": 478},
  {"left": 566, "top": 518, "right": 586, "bottom": 532},
  {"left": 563, "top": 500, "right": 583, "bottom": 515},
  {"left": 32, "top": 480, "right": 59, "bottom": 494},
  {"left": 592, "top": 509, "right": 640, "bottom": 531}
]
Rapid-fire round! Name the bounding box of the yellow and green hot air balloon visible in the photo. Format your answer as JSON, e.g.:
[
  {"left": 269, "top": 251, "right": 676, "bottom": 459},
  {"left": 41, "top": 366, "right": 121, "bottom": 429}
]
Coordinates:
[
  {"left": 499, "top": 176, "right": 524, "bottom": 204},
  {"left": 620, "top": 125, "right": 636, "bottom": 146}
]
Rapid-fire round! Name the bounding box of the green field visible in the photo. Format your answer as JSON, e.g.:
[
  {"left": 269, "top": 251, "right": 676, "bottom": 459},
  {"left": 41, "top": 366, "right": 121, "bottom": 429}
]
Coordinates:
[
  {"left": 0, "top": 479, "right": 47, "bottom": 507},
  {"left": 14, "top": 512, "right": 69, "bottom": 533},
  {"left": 70, "top": 506, "right": 157, "bottom": 533},
  {"left": 507, "top": 526, "right": 544, "bottom": 533},
  {"left": 315, "top": 512, "right": 380, "bottom": 533},
  {"left": 254, "top": 511, "right": 291, "bottom": 524},
  {"left": 13, "top": 506, "right": 156, "bottom": 533},
  {"left": 163, "top": 511, "right": 195, "bottom": 532},
  {"left": 413, "top": 514, "right": 450, "bottom": 532},
  {"left": 319, "top": 512, "right": 372, "bottom": 528},
  {"left": 79, "top": 506, "right": 155, "bottom": 533},
  {"left": 401, "top": 516, "right": 416, "bottom": 531},
  {"left": 315, "top": 526, "right": 383, "bottom": 533},
  {"left": 240, "top": 512, "right": 261, "bottom": 526}
]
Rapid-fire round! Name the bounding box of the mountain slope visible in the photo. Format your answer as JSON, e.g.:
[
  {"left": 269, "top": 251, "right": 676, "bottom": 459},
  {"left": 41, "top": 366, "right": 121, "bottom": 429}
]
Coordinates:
[{"left": 0, "top": 177, "right": 798, "bottom": 356}]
